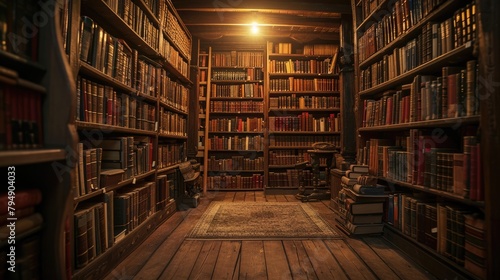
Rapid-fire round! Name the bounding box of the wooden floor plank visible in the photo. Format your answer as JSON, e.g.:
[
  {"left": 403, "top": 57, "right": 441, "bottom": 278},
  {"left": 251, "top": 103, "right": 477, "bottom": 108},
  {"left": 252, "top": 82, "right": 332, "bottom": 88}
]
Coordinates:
[
  {"left": 263, "top": 241, "right": 292, "bottom": 280},
  {"left": 245, "top": 191, "right": 256, "bottom": 201},
  {"left": 302, "top": 240, "right": 348, "bottom": 280},
  {"left": 223, "top": 192, "right": 237, "bottom": 201},
  {"left": 344, "top": 237, "right": 401, "bottom": 280},
  {"left": 232, "top": 249, "right": 241, "bottom": 280},
  {"left": 103, "top": 211, "right": 184, "bottom": 280},
  {"left": 266, "top": 194, "right": 277, "bottom": 202},
  {"left": 212, "top": 241, "right": 241, "bottom": 280},
  {"left": 275, "top": 194, "right": 288, "bottom": 202},
  {"left": 133, "top": 201, "right": 211, "bottom": 279},
  {"left": 239, "top": 241, "right": 267, "bottom": 280},
  {"left": 255, "top": 191, "right": 267, "bottom": 202},
  {"left": 188, "top": 240, "right": 222, "bottom": 280},
  {"left": 158, "top": 240, "right": 204, "bottom": 280},
  {"left": 324, "top": 239, "right": 377, "bottom": 280},
  {"left": 234, "top": 191, "right": 246, "bottom": 201},
  {"left": 363, "top": 237, "right": 435, "bottom": 280},
  {"left": 284, "top": 194, "right": 297, "bottom": 202},
  {"left": 104, "top": 192, "right": 443, "bottom": 280},
  {"left": 282, "top": 240, "right": 317, "bottom": 280}
]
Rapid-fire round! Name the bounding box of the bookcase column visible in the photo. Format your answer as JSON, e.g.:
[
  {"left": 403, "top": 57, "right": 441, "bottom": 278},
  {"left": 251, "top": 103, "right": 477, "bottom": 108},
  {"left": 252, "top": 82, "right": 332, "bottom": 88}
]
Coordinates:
[{"left": 339, "top": 15, "right": 356, "bottom": 170}]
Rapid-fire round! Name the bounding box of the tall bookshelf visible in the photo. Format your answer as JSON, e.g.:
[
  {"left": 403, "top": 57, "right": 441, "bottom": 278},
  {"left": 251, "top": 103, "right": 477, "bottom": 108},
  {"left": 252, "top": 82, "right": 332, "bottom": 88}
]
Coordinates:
[
  {"left": 196, "top": 43, "right": 209, "bottom": 190},
  {"left": 68, "top": 0, "right": 191, "bottom": 279},
  {"left": 203, "top": 47, "right": 266, "bottom": 191},
  {"left": 0, "top": 1, "right": 76, "bottom": 279},
  {"left": 265, "top": 41, "right": 341, "bottom": 194},
  {"left": 352, "top": 0, "right": 491, "bottom": 279}
]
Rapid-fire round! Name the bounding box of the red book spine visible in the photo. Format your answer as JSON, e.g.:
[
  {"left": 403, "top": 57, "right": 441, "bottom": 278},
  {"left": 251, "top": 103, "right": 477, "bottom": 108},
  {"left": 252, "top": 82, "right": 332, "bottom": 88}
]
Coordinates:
[
  {"left": 469, "top": 144, "right": 478, "bottom": 201},
  {"left": 0, "top": 188, "right": 42, "bottom": 215}
]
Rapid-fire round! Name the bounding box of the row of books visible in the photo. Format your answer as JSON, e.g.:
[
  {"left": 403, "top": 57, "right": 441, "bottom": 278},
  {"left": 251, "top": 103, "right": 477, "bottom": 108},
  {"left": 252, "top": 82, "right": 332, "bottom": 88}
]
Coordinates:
[
  {"left": 267, "top": 170, "right": 313, "bottom": 188},
  {"left": 268, "top": 113, "right": 341, "bottom": 132},
  {"left": 363, "top": 134, "right": 482, "bottom": 201},
  {"left": 208, "top": 135, "right": 264, "bottom": 151},
  {"left": 209, "top": 100, "right": 264, "bottom": 113},
  {"left": 158, "top": 108, "right": 187, "bottom": 136},
  {"left": 74, "top": 137, "right": 153, "bottom": 197},
  {"left": 136, "top": 56, "right": 190, "bottom": 111},
  {"left": 211, "top": 68, "right": 264, "bottom": 81},
  {"left": 0, "top": 83, "right": 43, "bottom": 150},
  {"left": 270, "top": 42, "right": 337, "bottom": 55},
  {"left": 269, "top": 95, "right": 340, "bottom": 110},
  {"left": 207, "top": 174, "right": 264, "bottom": 190},
  {"left": 157, "top": 143, "right": 184, "bottom": 169},
  {"left": 74, "top": 180, "right": 157, "bottom": 269},
  {"left": 158, "top": 72, "right": 189, "bottom": 113},
  {"left": 269, "top": 78, "right": 339, "bottom": 92},
  {"left": 0, "top": 0, "right": 39, "bottom": 60},
  {"left": 385, "top": 193, "right": 486, "bottom": 278},
  {"left": 207, "top": 156, "right": 265, "bottom": 171},
  {"left": 211, "top": 51, "right": 264, "bottom": 67},
  {"left": 160, "top": 34, "right": 189, "bottom": 77},
  {"left": 362, "top": 61, "right": 479, "bottom": 128},
  {"left": 103, "top": 0, "right": 159, "bottom": 50},
  {"left": 269, "top": 150, "right": 329, "bottom": 166},
  {"left": 268, "top": 59, "right": 332, "bottom": 74},
  {"left": 77, "top": 76, "right": 156, "bottom": 131},
  {"left": 155, "top": 174, "right": 175, "bottom": 211},
  {"left": 208, "top": 117, "right": 264, "bottom": 133},
  {"left": 359, "top": 3, "right": 476, "bottom": 91},
  {"left": 210, "top": 83, "right": 264, "bottom": 98},
  {"left": 164, "top": 7, "right": 191, "bottom": 60},
  {"left": 268, "top": 135, "right": 340, "bottom": 148},
  {"left": 80, "top": 16, "right": 133, "bottom": 87},
  {"left": 358, "top": 0, "right": 468, "bottom": 63}
]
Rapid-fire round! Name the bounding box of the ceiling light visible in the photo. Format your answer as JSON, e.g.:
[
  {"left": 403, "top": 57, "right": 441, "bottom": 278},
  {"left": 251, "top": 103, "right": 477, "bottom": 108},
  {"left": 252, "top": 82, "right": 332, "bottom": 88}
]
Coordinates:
[{"left": 251, "top": 22, "right": 259, "bottom": 34}]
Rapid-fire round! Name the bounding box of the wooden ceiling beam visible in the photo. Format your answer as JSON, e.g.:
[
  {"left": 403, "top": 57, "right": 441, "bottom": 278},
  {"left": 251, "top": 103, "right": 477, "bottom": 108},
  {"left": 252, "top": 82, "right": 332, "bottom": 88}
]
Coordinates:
[
  {"left": 171, "top": 0, "right": 352, "bottom": 14},
  {"left": 177, "top": 11, "right": 341, "bottom": 28}
]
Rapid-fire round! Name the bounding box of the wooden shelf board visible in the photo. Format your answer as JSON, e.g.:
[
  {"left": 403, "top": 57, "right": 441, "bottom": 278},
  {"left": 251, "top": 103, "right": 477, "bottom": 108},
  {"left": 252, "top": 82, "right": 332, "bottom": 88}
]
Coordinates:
[
  {"left": 269, "top": 91, "right": 340, "bottom": 95},
  {"left": 80, "top": 63, "right": 136, "bottom": 94},
  {"left": 358, "top": 116, "right": 480, "bottom": 131},
  {"left": 269, "top": 73, "right": 338, "bottom": 78},
  {"left": 210, "top": 80, "right": 264, "bottom": 84},
  {"left": 268, "top": 131, "right": 340, "bottom": 135},
  {"left": 209, "top": 97, "right": 264, "bottom": 101},
  {"left": 268, "top": 108, "right": 340, "bottom": 113},
  {"left": 379, "top": 177, "right": 485, "bottom": 208},
  {"left": 76, "top": 121, "right": 157, "bottom": 136},
  {"left": 207, "top": 188, "right": 264, "bottom": 191},
  {"left": 0, "top": 149, "right": 66, "bottom": 167}
]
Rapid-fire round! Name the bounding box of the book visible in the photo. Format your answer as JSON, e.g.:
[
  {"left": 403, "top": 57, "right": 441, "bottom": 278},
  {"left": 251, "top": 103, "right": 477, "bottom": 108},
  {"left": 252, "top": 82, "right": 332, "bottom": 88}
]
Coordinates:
[
  {"left": 345, "top": 221, "right": 384, "bottom": 235},
  {"left": 345, "top": 197, "right": 385, "bottom": 215},
  {"left": 352, "top": 184, "right": 386, "bottom": 195},
  {"left": 346, "top": 212, "right": 384, "bottom": 224},
  {"left": 100, "top": 169, "right": 125, "bottom": 188},
  {"left": 0, "top": 188, "right": 42, "bottom": 215},
  {"left": 349, "top": 164, "right": 369, "bottom": 173}
]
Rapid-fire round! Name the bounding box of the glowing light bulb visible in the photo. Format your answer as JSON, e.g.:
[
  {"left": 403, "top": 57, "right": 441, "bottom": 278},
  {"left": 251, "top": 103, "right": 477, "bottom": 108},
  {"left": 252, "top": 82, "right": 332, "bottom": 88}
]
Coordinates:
[{"left": 251, "top": 22, "right": 259, "bottom": 34}]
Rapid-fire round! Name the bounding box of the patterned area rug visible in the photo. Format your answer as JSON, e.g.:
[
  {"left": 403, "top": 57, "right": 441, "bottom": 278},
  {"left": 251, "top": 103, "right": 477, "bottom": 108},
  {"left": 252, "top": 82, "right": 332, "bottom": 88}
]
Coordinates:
[{"left": 187, "top": 202, "right": 341, "bottom": 240}]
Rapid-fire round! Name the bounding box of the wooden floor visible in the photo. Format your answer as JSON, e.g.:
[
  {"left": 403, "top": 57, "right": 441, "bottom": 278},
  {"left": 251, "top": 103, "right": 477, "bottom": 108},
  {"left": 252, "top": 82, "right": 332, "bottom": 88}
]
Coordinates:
[{"left": 103, "top": 191, "right": 436, "bottom": 280}]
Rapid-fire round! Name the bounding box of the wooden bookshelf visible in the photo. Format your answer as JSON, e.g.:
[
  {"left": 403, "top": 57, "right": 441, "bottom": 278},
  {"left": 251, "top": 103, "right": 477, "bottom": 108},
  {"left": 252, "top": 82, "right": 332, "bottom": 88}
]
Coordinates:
[
  {"left": 265, "top": 41, "right": 340, "bottom": 194},
  {"left": 68, "top": 0, "right": 192, "bottom": 278},
  {"left": 202, "top": 47, "right": 266, "bottom": 192},
  {"left": 352, "top": 0, "right": 491, "bottom": 278}
]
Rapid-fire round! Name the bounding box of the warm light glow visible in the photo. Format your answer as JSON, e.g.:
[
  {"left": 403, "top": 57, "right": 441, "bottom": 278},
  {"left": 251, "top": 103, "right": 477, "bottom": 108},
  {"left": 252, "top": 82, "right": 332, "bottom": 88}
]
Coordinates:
[{"left": 250, "top": 22, "right": 259, "bottom": 34}]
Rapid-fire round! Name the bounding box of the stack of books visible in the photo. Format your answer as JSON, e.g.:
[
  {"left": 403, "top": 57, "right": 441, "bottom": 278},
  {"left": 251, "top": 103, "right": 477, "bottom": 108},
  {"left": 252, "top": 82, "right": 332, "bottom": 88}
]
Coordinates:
[{"left": 336, "top": 165, "right": 388, "bottom": 235}]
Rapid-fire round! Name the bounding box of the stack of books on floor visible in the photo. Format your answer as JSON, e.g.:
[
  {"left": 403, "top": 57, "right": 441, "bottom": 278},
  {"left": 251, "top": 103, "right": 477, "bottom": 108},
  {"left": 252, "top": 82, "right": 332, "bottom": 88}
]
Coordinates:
[{"left": 336, "top": 165, "right": 388, "bottom": 235}]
